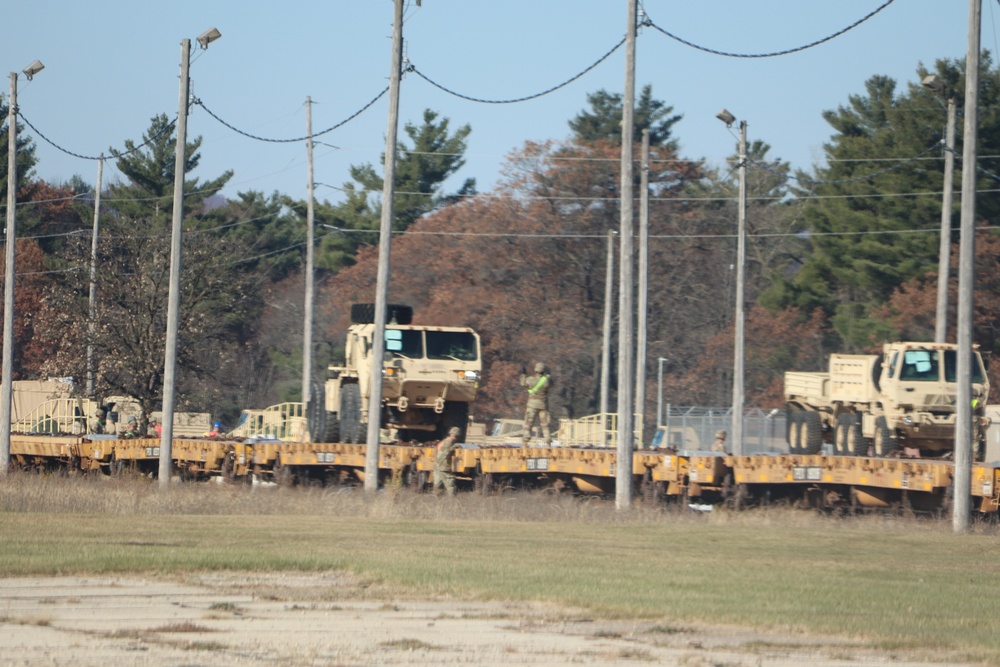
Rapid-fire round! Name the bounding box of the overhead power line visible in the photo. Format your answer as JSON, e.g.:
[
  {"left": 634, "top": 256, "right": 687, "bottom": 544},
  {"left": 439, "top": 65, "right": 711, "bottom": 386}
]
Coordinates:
[
  {"left": 644, "top": 0, "right": 897, "bottom": 59},
  {"left": 408, "top": 37, "right": 625, "bottom": 104},
  {"left": 19, "top": 112, "right": 178, "bottom": 161},
  {"left": 194, "top": 87, "right": 389, "bottom": 143}
]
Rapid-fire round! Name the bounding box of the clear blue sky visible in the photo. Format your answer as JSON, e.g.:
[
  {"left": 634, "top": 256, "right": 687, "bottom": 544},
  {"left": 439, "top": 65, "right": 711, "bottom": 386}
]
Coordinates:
[{"left": 0, "top": 1, "right": 991, "bottom": 204}]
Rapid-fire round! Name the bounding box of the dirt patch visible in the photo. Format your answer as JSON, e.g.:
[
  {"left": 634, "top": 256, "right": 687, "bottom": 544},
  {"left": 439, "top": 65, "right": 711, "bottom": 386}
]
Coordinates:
[{"left": 0, "top": 573, "right": 970, "bottom": 666}]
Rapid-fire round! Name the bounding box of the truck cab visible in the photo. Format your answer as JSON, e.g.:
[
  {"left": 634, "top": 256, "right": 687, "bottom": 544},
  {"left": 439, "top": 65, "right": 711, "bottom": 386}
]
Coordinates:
[
  {"left": 878, "top": 342, "right": 989, "bottom": 453},
  {"left": 323, "top": 305, "right": 481, "bottom": 444}
]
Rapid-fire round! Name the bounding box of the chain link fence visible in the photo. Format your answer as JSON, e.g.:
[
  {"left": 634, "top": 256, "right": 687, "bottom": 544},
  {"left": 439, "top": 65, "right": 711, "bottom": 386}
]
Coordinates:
[{"left": 659, "top": 405, "right": 788, "bottom": 454}]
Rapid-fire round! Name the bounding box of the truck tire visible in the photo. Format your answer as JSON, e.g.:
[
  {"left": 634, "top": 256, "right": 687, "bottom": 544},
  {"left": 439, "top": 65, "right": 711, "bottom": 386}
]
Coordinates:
[
  {"left": 846, "top": 414, "right": 866, "bottom": 457},
  {"left": 350, "top": 303, "right": 414, "bottom": 325},
  {"left": 786, "top": 408, "right": 802, "bottom": 454},
  {"left": 801, "top": 411, "right": 822, "bottom": 455},
  {"left": 834, "top": 414, "right": 849, "bottom": 455},
  {"left": 873, "top": 416, "right": 896, "bottom": 457},
  {"left": 306, "top": 382, "right": 326, "bottom": 443},
  {"left": 339, "top": 384, "right": 361, "bottom": 443},
  {"left": 322, "top": 412, "right": 340, "bottom": 443}
]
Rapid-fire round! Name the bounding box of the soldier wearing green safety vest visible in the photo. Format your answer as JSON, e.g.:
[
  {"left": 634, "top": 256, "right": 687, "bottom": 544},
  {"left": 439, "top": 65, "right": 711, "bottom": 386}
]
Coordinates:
[{"left": 519, "top": 362, "right": 552, "bottom": 446}]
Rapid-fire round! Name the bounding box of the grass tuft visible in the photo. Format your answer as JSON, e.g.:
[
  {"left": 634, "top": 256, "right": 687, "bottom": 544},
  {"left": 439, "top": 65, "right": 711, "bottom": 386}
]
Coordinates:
[{"left": 379, "top": 638, "right": 438, "bottom": 651}]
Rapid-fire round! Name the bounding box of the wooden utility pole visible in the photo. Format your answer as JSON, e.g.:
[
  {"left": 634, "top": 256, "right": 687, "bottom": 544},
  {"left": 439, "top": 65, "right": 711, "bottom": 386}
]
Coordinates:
[
  {"left": 365, "top": 0, "right": 404, "bottom": 490},
  {"left": 87, "top": 155, "right": 104, "bottom": 397},
  {"left": 160, "top": 38, "right": 192, "bottom": 485},
  {"left": 935, "top": 93, "right": 956, "bottom": 344},
  {"left": 634, "top": 129, "right": 650, "bottom": 447},
  {"left": 600, "top": 229, "right": 614, "bottom": 419},
  {"left": 731, "top": 120, "right": 747, "bottom": 457},
  {"left": 302, "top": 97, "right": 316, "bottom": 432},
  {"left": 615, "top": 0, "right": 637, "bottom": 510},
  {"left": 954, "top": 0, "right": 981, "bottom": 532},
  {"left": 0, "top": 72, "right": 19, "bottom": 475}
]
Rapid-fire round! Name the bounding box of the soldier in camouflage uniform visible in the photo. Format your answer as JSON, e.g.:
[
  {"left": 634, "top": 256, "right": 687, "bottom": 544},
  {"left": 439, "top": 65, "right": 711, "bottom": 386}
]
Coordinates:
[
  {"left": 433, "top": 426, "right": 461, "bottom": 495},
  {"left": 519, "top": 362, "right": 552, "bottom": 446}
]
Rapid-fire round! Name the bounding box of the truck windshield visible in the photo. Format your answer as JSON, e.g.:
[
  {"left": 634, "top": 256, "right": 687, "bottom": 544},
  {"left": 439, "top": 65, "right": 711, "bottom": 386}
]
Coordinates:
[
  {"left": 943, "top": 350, "right": 987, "bottom": 384},
  {"left": 426, "top": 331, "right": 478, "bottom": 361},
  {"left": 899, "top": 350, "right": 938, "bottom": 381},
  {"left": 385, "top": 329, "right": 423, "bottom": 357}
]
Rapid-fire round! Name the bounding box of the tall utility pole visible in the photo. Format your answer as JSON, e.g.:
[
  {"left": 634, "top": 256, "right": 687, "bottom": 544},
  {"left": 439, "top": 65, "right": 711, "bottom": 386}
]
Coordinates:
[
  {"left": 615, "top": 0, "right": 637, "bottom": 510},
  {"left": 0, "top": 72, "right": 20, "bottom": 475},
  {"left": 634, "top": 129, "right": 650, "bottom": 448},
  {"left": 0, "top": 59, "right": 43, "bottom": 475},
  {"left": 954, "top": 0, "right": 982, "bottom": 532},
  {"left": 599, "top": 229, "right": 614, "bottom": 418},
  {"left": 365, "top": 0, "right": 405, "bottom": 491},
  {"left": 732, "top": 120, "right": 747, "bottom": 457},
  {"left": 159, "top": 28, "right": 220, "bottom": 486},
  {"left": 302, "top": 97, "right": 316, "bottom": 430},
  {"left": 87, "top": 155, "right": 104, "bottom": 397},
  {"left": 160, "top": 38, "right": 192, "bottom": 485},
  {"left": 922, "top": 75, "right": 957, "bottom": 344}
]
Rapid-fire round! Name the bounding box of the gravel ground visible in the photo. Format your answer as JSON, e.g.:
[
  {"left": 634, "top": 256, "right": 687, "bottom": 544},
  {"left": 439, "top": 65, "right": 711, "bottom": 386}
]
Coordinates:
[{"left": 0, "top": 573, "right": 974, "bottom": 667}]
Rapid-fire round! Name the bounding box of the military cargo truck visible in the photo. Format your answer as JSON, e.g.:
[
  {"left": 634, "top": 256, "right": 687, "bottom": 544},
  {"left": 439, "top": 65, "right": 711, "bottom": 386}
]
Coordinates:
[
  {"left": 784, "top": 341, "right": 990, "bottom": 458},
  {"left": 320, "top": 304, "right": 481, "bottom": 443}
]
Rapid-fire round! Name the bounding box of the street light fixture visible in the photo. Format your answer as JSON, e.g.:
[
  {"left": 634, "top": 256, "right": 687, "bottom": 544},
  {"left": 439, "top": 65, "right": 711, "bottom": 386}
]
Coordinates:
[
  {"left": 921, "top": 74, "right": 957, "bottom": 344},
  {"left": 197, "top": 27, "right": 222, "bottom": 49},
  {"left": 21, "top": 60, "right": 44, "bottom": 80},
  {"left": 717, "top": 109, "right": 747, "bottom": 457},
  {"left": 0, "top": 60, "right": 44, "bottom": 475}
]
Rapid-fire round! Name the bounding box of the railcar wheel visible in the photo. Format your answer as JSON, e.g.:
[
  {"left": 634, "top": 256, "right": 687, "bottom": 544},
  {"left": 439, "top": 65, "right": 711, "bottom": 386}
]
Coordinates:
[{"left": 274, "top": 461, "right": 294, "bottom": 486}]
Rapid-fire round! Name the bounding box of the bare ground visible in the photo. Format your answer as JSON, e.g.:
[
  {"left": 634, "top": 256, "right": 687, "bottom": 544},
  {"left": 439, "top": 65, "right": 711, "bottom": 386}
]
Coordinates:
[{"left": 0, "top": 573, "right": 975, "bottom": 667}]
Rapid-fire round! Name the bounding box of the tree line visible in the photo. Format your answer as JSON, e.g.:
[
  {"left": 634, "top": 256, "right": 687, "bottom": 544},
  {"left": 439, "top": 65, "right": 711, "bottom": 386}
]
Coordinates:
[{"left": 1, "top": 54, "right": 998, "bottom": 433}]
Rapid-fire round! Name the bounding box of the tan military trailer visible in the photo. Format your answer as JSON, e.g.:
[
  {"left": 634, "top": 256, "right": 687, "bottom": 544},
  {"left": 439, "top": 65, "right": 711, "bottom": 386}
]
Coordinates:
[
  {"left": 320, "top": 304, "right": 481, "bottom": 443},
  {"left": 784, "top": 341, "right": 990, "bottom": 458}
]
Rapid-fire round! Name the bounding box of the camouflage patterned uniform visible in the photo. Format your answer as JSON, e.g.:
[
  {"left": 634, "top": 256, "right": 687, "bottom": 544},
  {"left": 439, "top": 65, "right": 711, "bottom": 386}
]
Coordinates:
[
  {"left": 434, "top": 427, "right": 461, "bottom": 495},
  {"left": 520, "top": 362, "right": 552, "bottom": 446}
]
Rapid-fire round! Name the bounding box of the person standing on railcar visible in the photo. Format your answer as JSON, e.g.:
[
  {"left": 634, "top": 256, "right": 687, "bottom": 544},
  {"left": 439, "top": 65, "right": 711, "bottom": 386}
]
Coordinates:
[{"left": 519, "top": 362, "right": 553, "bottom": 447}]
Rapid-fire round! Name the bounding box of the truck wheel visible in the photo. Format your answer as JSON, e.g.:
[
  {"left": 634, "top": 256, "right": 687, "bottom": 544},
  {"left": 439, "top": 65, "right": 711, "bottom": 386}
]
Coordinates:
[
  {"left": 801, "top": 412, "right": 822, "bottom": 455},
  {"left": 846, "top": 415, "right": 865, "bottom": 457},
  {"left": 834, "top": 414, "right": 849, "bottom": 455},
  {"left": 339, "top": 384, "right": 361, "bottom": 443},
  {"left": 350, "top": 303, "right": 413, "bottom": 325},
  {"left": 307, "top": 382, "right": 326, "bottom": 443},
  {"left": 322, "top": 412, "right": 340, "bottom": 443},
  {"left": 873, "top": 416, "right": 896, "bottom": 457},
  {"left": 786, "top": 407, "right": 802, "bottom": 454}
]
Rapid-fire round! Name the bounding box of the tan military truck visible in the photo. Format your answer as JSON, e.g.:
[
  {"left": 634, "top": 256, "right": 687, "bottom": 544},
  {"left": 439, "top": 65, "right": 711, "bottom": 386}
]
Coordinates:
[
  {"left": 784, "top": 341, "right": 990, "bottom": 458},
  {"left": 320, "top": 304, "right": 481, "bottom": 443}
]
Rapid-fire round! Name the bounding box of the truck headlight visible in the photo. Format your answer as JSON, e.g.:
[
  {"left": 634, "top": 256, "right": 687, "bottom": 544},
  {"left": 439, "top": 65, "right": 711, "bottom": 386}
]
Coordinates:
[{"left": 460, "top": 371, "right": 478, "bottom": 382}]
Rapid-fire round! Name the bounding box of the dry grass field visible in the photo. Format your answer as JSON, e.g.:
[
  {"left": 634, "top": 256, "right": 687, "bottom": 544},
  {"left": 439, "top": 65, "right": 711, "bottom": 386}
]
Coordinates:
[{"left": 1, "top": 472, "right": 999, "bottom": 666}]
